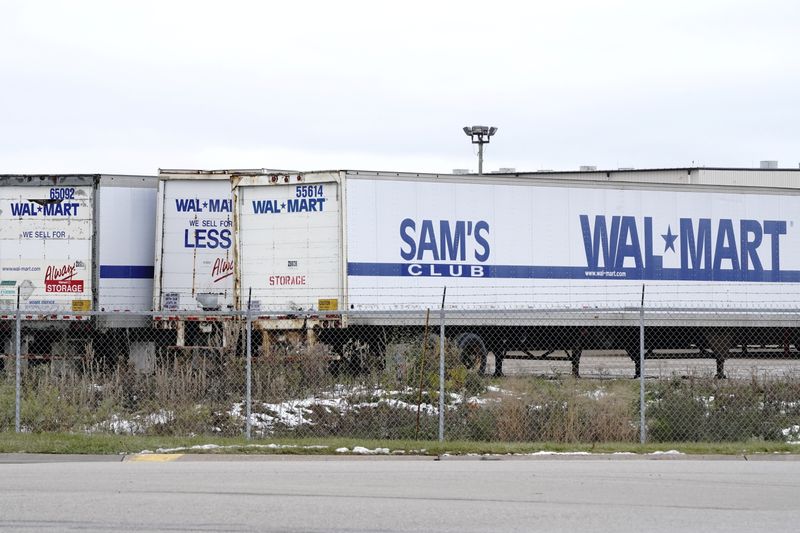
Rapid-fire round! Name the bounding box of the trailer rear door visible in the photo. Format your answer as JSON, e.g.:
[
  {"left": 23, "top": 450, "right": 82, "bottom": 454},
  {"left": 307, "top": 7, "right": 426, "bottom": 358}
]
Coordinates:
[
  {"left": 0, "top": 184, "right": 93, "bottom": 315},
  {"left": 236, "top": 176, "right": 342, "bottom": 312},
  {"left": 155, "top": 179, "right": 235, "bottom": 312}
]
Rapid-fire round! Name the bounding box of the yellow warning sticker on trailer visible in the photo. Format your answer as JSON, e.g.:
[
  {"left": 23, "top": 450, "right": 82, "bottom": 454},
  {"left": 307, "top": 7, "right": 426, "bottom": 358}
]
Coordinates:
[
  {"left": 71, "top": 300, "right": 91, "bottom": 312},
  {"left": 318, "top": 298, "right": 338, "bottom": 311}
]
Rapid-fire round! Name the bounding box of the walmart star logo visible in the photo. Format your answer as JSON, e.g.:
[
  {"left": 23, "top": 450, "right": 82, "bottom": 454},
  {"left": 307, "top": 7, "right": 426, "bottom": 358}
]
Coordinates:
[{"left": 662, "top": 225, "right": 678, "bottom": 253}]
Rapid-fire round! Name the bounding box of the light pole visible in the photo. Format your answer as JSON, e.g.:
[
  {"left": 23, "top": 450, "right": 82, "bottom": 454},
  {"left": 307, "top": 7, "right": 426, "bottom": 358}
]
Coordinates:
[{"left": 462, "top": 125, "right": 497, "bottom": 175}]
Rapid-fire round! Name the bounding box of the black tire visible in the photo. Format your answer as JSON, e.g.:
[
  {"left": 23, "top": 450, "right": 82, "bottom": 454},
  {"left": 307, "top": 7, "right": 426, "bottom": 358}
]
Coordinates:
[{"left": 457, "top": 333, "right": 487, "bottom": 370}]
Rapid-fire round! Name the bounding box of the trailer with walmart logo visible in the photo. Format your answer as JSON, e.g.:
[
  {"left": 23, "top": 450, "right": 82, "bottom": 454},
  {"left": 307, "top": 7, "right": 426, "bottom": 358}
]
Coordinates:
[
  {"left": 153, "top": 167, "right": 800, "bottom": 378},
  {"left": 0, "top": 174, "right": 157, "bottom": 367}
]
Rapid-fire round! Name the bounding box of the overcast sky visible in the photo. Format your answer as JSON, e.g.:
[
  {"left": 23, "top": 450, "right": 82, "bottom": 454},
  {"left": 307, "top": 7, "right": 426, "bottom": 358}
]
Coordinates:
[{"left": 2, "top": 0, "right": 798, "bottom": 175}]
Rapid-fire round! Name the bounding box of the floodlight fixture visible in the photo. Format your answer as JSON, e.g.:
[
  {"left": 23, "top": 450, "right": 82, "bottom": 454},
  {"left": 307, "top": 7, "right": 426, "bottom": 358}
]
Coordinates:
[{"left": 462, "top": 125, "right": 498, "bottom": 175}]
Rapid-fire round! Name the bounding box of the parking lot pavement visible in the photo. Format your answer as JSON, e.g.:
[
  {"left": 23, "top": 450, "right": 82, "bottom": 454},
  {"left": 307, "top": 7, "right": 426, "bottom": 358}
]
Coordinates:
[
  {"left": 1, "top": 456, "right": 799, "bottom": 532},
  {"left": 0, "top": 453, "right": 124, "bottom": 464}
]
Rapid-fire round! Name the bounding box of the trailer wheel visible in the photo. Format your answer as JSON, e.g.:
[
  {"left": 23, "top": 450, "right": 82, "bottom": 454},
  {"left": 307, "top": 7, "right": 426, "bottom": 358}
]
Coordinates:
[{"left": 457, "top": 333, "right": 487, "bottom": 373}]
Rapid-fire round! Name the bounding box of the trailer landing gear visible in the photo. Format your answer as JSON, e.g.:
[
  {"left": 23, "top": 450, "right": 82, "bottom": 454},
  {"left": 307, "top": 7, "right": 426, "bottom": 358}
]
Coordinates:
[
  {"left": 568, "top": 347, "right": 582, "bottom": 378},
  {"left": 706, "top": 332, "right": 731, "bottom": 379}
]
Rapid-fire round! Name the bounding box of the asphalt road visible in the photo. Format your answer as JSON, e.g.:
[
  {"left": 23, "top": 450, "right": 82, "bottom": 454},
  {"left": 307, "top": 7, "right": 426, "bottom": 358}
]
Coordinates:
[{"left": 1, "top": 455, "right": 799, "bottom": 532}]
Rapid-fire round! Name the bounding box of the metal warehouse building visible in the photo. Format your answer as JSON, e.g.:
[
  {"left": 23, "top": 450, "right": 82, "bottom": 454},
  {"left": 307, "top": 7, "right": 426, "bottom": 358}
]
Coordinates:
[{"left": 480, "top": 163, "right": 800, "bottom": 187}]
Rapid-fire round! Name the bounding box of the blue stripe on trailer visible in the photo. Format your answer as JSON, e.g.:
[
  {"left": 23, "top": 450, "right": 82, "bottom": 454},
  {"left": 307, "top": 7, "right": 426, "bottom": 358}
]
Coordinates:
[
  {"left": 99, "top": 265, "right": 155, "bottom": 279},
  {"left": 347, "top": 262, "right": 800, "bottom": 282}
]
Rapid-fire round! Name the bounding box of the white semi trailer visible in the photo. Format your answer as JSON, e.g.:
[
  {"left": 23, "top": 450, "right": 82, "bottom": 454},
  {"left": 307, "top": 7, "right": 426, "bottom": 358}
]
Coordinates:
[
  {"left": 0, "top": 174, "right": 157, "bottom": 366},
  {"left": 153, "top": 168, "right": 800, "bottom": 378}
]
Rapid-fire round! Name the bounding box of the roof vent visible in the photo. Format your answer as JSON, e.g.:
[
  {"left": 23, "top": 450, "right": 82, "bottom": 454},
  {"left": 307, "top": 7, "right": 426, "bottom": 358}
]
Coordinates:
[
  {"left": 452, "top": 169, "right": 470, "bottom": 175},
  {"left": 760, "top": 160, "right": 778, "bottom": 169},
  {"left": 579, "top": 165, "right": 597, "bottom": 172}
]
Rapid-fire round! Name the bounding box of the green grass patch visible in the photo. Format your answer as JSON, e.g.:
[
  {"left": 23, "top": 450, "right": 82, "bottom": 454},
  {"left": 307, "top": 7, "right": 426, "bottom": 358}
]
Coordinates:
[{"left": 1, "top": 432, "right": 799, "bottom": 456}]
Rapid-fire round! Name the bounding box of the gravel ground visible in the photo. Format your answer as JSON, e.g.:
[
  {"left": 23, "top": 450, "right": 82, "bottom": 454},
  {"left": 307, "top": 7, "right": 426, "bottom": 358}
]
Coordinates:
[{"left": 493, "top": 351, "right": 800, "bottom": 380}]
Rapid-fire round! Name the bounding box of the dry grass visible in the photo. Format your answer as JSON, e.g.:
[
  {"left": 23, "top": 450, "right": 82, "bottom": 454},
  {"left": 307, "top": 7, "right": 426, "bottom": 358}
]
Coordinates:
[
  {"left": 3, "top": 350, "right": 800, "bottom": 445},
  {"left": 447, "top": 376, "right": 639, "bottom": 442}
]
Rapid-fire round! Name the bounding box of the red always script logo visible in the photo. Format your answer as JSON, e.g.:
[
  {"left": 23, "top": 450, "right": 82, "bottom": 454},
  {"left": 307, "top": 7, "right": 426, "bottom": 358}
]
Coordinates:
[
  {"left": 211, "top": 257, "right": 234, "bottom": 283},
  {"left": 44, "top": 264, "right": 84, "bottom": 293}
]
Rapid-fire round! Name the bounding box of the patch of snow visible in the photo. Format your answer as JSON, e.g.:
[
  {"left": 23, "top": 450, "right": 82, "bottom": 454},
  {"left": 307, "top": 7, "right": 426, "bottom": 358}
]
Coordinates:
[
  {"left": 781, "top": 425, "right": 800, "bottom": 444},
  {"left": 584, "top": 389, "right": 607, "bottom": 400},
  {"left": 192, "top": 444, "right": 222, "bottom": 451},
  {"left": 152, "top": 443, "right": 330, "bottom": 453},
  {"left": 485, "top": 385, "right": 514, "bottom": 395},
  {"left": 229, "top": 384, "right": 491, "bottom": 435},
  {"left": 352, "top": 446, "right": 390, "bottom": 455},
  {"left": 93, "top": 409, "right": 175, "bottom": 435},
  {"left": 698, "top": 395, "right": 715, "bottom": 409},
  {"left": 334, "top": 446, "right": 390, "bottom": 454},
  {"left": 649, "top": 450, "right": 684, "bottom": 455},
  {"left": 525, "top": 451, "right": 591, "bottom": 456},
  {"left": 381, "top": 398, "right": 438, "bottom": 414}
]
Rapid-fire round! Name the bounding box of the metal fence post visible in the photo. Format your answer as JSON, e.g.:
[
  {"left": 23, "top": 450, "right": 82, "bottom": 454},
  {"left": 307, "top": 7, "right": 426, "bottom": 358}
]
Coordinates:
[
  {"left": 15, "top": 291, "right": 21, "bottom": 433},
  {"left": 438, "top": 305, "right": 445, "bottom": 442},
  {"left": 246, "top": 308, "right": 252, "bottom": 440},
  {"left": 639, "top": 300, "right": 646, "bottom": 444}
]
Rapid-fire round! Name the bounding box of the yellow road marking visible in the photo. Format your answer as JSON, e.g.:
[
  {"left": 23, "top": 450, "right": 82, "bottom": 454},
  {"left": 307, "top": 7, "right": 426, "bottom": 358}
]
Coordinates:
[{"left": 127, "top": 454, "right": 184, "bottom": 462}]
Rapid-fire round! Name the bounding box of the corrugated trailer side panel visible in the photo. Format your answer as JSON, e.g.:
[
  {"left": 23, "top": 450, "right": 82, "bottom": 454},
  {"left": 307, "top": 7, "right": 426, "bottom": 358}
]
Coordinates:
[
  {"left": 0, "top": 177, "right": 94, "bottom": 316},
  {"left": 95, "top": 176, "right": 157, "bottom": 326},
  {"left": 344, "top": 174, "right": 800, "bottom": 311}
]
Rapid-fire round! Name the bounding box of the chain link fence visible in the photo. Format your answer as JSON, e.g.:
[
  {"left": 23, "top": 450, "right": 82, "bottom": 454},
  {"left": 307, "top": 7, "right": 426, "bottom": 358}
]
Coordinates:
[{"left": 3, "top": 306, "right": 800, "bottom": 445}]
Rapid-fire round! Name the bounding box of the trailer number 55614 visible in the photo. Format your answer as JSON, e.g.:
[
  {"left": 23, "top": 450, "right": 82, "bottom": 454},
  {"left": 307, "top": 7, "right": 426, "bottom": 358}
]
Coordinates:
[{"left": 296, "top": 185, "right": 324, "bottom": 198}]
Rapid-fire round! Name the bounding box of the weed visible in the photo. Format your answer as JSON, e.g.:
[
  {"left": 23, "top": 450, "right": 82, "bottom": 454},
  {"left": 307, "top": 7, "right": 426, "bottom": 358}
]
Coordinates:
[{"left": 4, "top": 346, "right": 800, "bottom": 444}]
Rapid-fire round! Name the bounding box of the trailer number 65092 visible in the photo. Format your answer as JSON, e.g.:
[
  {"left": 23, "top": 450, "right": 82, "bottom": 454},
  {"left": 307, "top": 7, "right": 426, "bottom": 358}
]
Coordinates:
[{"left": 49, "top": 187, "right": 75, "bottom": 200}]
